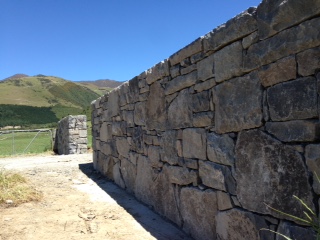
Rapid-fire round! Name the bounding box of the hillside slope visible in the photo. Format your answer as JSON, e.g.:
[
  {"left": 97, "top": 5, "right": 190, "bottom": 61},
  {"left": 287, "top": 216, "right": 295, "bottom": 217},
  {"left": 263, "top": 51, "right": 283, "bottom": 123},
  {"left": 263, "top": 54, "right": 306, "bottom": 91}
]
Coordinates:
[{"left": 0, "top": 76, "right": 100, "bottom": 108}]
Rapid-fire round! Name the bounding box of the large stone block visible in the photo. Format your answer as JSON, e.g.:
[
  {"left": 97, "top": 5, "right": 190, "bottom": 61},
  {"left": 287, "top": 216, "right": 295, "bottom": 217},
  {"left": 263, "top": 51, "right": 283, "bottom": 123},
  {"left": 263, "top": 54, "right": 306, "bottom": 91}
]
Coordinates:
[
  {"left": 275, "top": 221, "right": 316, "bottom": 240},
  {"left": 133, "top": 101, "right": 146, "bottom": 126},
  {"left": 146, "top": 60, "right": 170, "bottom": 85},
  {"left": 146, "top": 81, "right": 166, "bottom": 130},
  {"left": 203, "top": 8, "right": 257, "bottom": 52},
  {"left": 193, "top": 112, "right": 214, "bottom": 127},
  {"left": 214, "top": 72, "right": 263, "bottom": 133},
  {"left": 160, "top": 130, "right": 179, "bottom": 165},
  {"left": 297, "top": 46, "right": 320, "bottom": 76},
  {"left": 214, "top": 41, "right": 243, "bottom": 83},
  {"left": 115, "top": 137, "right": 130, "bottom": 158},
  {"left": 267, "top": 77, "right": 317, "bottom": 121},
  {"left": 235, "top": 129, "right": 314, "bottom": 221},
  {"left": 147, "top": 145, "right": 162, "bottom": 168},
  {"left": 207, "top": 133, "right": 235, "bottom": 166},
  {"left": 192, "top": 91, "right": 210, "bottom": 113},
  {"left": 266, "top": 120, "right": 320, "bottom": 142},
  {"left": 180, "top": 187, "right": 218, "bottom": 240},
  {"left": 135, "top": 155, "right": 182, "bottom": 226},
  {"left": 182, "top": 128, "right": 206, "bottom": 160},
  {"left": 100, "top": 122, "right": 112, "bottom": 142},
  {"left": 168, "top": 89, "right": 193, "bottom": 129},
  {"left": 258, "top": 56, "right": 296, "bottom": 87},
  {"left": 107, "top": 89, "right": 120, "bottom": 118},
  {"left": 199, "top": 160, "right": 236, "bottom": 194},
  {"left": 165, "top": 165, "right": 197, "bottom": 186},
  {"left": 127, "top": 76, "right": 140, "bottom": 103},
  {"left": 197, "top": 54, "right": 214, "bottom": 81},
  {"left": 169, "top": 38, "right": 202, "bottom": 66},
  {"left": 257, "top": 0, "right": 320, "bottom": 40},
  {"left": 244, "top": 17, "right": 320, "bottom": 71},
  {"left": 121, "top": 158, "right": 137, "bottom": 194},
  {"left": 165, "top": 71, "right": 197, "bottom": 95},
  {"left": 216, "top": 209, "right": 271, "bottom": 240},
  {"left": 130, "top": 126, "right": 144, "bottom": 154},
  {"left": 305, "top": 144, "right": 320, "bottom": 194}
]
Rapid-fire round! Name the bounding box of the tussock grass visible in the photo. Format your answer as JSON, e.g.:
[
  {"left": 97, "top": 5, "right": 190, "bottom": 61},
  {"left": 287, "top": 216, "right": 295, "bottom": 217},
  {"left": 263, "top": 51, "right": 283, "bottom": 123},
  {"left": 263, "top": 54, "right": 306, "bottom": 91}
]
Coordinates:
[{"left": 0, "top": 169, "right": 42, "bottom": 206}]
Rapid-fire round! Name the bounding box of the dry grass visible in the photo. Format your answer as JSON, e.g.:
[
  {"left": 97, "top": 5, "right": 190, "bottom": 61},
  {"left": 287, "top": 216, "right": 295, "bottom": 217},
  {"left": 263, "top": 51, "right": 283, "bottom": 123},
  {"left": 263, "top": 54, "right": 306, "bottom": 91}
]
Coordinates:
[{"left": 0, "top": 169, "right": 42, "bottom": 206}]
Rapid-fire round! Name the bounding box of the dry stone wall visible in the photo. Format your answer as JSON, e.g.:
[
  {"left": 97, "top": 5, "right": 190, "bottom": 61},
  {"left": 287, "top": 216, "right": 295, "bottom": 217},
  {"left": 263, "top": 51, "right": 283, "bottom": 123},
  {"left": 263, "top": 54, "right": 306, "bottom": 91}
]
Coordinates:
[
  {"left": 54, "top": 115, "right": 87, "bottom": 155},
  {"left": 91, "top": 0, "right": 320, "bottom": 239}
]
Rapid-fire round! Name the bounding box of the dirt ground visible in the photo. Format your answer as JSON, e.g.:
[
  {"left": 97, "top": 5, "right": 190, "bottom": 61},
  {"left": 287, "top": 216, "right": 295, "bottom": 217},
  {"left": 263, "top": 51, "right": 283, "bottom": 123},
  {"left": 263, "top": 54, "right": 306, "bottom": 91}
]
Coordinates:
[{"left": 0, "top": 153, "right": 191, "bottom": 240}]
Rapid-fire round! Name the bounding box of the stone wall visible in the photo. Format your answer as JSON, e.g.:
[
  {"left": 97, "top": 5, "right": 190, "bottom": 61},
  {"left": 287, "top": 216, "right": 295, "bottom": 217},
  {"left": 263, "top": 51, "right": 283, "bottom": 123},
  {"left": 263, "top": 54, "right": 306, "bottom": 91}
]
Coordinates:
[
  {"left": 91, "top": 0, "right": 320, "bottom": 239},
  {"left": 54, "top": 115, "right": 87, "bottom": 155}
]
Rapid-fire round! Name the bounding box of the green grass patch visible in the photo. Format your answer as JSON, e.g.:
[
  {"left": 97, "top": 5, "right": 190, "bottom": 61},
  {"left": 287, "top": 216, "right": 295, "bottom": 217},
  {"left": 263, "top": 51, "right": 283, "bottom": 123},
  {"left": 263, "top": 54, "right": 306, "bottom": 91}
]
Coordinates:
[
  {"left": 0, "top": 131, "right": 53, "bottom": 157},
  {"left": 0, "top": 169, "right": 42, "bottom": 206}
]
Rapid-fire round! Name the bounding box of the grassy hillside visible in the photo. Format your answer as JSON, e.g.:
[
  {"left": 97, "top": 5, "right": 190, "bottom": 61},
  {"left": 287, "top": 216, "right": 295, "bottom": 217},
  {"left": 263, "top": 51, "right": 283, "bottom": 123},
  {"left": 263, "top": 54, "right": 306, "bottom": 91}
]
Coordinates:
[
  {"left": 76, "top": 79, "right": 123, "bottom": 96},
  {"left": 0, "top": 76, "right": 100, "bottom": 108},
  {"left": 0, "top": 75, "right": 101, "bottom": 128}
]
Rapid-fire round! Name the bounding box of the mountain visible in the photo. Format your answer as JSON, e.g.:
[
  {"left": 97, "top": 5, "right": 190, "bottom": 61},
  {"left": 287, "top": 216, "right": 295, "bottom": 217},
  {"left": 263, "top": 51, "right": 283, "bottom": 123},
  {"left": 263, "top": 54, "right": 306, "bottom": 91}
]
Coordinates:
[
  {"left": 75, "top": 79, "right": 124, "bottom": 95},
  {"left": 0, "top": 75, "right": 104, "bottom": 128}
]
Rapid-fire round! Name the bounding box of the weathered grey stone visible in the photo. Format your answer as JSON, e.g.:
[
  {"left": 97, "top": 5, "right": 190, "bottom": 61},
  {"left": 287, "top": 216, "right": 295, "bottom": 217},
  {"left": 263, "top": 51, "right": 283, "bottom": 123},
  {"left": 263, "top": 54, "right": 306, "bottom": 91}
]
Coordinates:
[
  {"left": 181, "top": 64, "right": 196, "bottom": 75},
  {"left": 180, "top": 187, "right": 218, "bottom": 240},
  {"left": 217, "top": 191, "right": 233, "bottom": 211},
  {"left": 242, "top": 31, "right": 259, "bottom": 49},
  {"left": 191, "top": 52, "right": 205, "bottom": 64},
  {"left": 111, "top": 122, "right": 124, "bottom": 136},
  {"left": 113, "top": 161, "right": 125, "bottom": 189},
  {"left": 180, "top": 58, "right": 191, "bottom": 67},
  {"left": 266, "top": 120, "right": 320, "bottom": 142},
  {"left": 267, "top": 77, "right": 317, "bottom": 121},
  {"left": 147, "top": 145, "right": 162, "bottom": 168},
  {"left": 214, "top": 72, "right": 263, "bottom": 133},
  {"left": 197, "top": 54, "right": 214, "bottom": 81},
  {"left": 129, "top": 151, "right": 139, "bottom": 166},
  {"left": 133, "top": 101, "right": 146, "bottom": 126},
  {"left": 244, "top": 17, "right": 320, "bottom": 71},
  {"left": 146, "top": 81, "right": 166, "bottom": 130},
  {"left": 257, "top": 0, "right": 320, "bottom": 40},
  {"left": 207, "top": 132, "right": 235, "bottom": 166},
  {"left": 121, "top": 158, "right": 136, "bottom": 194},
  {"left": 135, "top": 155, "right": 182, "bottom": 226},
  {"left": 305, "top": 144, "right": 320, "bottom": 194},
  {"left": 194, "top": 78, "right": 216, "bottom": 92},
  {"left": 214, "top": 41, "right": 243, "bottom": 83},
  {"left": 115, "top": 137, "right": 130, "bottom": 158},
  {"left": 122, "top": 110, "right": 134, "bottom": 127},
  {"left": 203, "top": 8, "right": 257, "bottom": 52},
  {"left": 165, "top": 71, "right": 197, "bottom": 95},
  {"left": 192, "top": 91, "right": 210, "bottom": 112},
  {"left": 178, "top": 158, "right": 198, "bottom": 170},
  {"left": 107, "top": 89, "right": 120, "bottom": 118},
  {"left": 193, "top": 112, "right": 214, "bottom": 127},
  {"left": 276, "top": 221, "right": 316, "bottom": 240},
  {"left": 297, "top": 46, "right": 320, "bottom": 76},
  {"left": 100, "top": 122, "right": 111, "bottom": 142},
  {"left": 258, "top": 56, "right": 296, "bottom": 87},
  {"left": 168, "top": 89, "right": 193, "bottom": 129},
  {"left": 130, "top": 126, "right": 144, "bottom": 154},
  {"left": 236, "top": 129, "right": 314, "bottom": 221},
  {"left": 160, "top": 130, "right": 179, "bottom": 165},
  {"left": 165, "top": 165, "right": 197, "bottom": 185},
  {"left": 182, "top": 128, "right": 206, "bottom": 160},
  {"left": 118, "top": 82, "right": 129, "bottom": 106},
  {"left": 199, "top": 161, "right": 236, "bottom": 194},
  {"left": 216, "top": 209, "right": 271, "bottom": 240},
  {"left": 169, "top": 38, "right": 202, "bottom": 66},
  {"left": 170, "top": 65, "right": 180, "bottom": 78},
  {"left": 176, "top": 140, "right": 183, "bottom": 157},
  {"left": 146, "top": 60, "right": 169, "bottom": 85}
]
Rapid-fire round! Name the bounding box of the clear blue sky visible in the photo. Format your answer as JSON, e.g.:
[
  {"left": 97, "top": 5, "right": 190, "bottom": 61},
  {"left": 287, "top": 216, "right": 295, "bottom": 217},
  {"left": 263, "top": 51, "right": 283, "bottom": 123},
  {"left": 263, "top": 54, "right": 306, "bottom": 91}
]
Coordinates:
[{"left": 0, "top": 0, "right": 261, "bottom": 82}]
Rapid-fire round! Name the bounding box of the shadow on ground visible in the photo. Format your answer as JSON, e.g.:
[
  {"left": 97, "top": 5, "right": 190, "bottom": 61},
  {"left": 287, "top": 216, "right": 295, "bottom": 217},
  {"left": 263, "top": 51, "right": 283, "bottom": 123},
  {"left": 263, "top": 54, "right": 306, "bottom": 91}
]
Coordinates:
[{"left": 79, "top": 162, "right": 192, "bottom": 240}]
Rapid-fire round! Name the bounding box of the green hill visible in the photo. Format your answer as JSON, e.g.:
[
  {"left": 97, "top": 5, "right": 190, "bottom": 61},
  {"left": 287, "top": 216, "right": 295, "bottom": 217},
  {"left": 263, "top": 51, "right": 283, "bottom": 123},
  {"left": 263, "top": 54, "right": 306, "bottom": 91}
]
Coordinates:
[{"left": 0, "top": 75, "right": 102, "bottom": 128}]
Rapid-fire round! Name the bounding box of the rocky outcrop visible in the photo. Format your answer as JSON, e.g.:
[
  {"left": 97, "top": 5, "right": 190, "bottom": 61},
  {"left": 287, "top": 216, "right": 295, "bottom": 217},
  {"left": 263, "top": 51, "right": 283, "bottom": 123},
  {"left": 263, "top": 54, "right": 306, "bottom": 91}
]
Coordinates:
[{"left": 91, "top": 1, "right": 320, "bottom": 239}]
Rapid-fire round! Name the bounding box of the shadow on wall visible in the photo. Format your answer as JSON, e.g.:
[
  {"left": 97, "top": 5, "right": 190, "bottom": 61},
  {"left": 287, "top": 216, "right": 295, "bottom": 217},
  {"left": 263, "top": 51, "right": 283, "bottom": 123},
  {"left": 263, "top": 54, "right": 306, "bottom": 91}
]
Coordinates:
[{"left": 78, "top": 162, "right": 192, "bottom": 240}]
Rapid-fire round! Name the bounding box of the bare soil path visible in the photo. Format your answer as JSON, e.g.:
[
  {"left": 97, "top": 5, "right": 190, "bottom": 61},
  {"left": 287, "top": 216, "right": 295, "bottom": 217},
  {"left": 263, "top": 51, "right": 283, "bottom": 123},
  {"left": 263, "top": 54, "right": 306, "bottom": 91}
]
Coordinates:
[{"left": 0, "top": 153, "right": 191, "bottom": 240}]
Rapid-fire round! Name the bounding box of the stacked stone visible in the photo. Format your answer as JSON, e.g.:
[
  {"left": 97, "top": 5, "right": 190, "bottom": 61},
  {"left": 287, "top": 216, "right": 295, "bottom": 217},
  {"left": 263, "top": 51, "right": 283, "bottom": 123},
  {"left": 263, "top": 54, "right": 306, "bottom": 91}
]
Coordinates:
[
  {"left": 55, "top": 115, "right": 87, "bottom": 155},
  {"left": 92, "top": 1, "right": 320, "bottom": 239}
]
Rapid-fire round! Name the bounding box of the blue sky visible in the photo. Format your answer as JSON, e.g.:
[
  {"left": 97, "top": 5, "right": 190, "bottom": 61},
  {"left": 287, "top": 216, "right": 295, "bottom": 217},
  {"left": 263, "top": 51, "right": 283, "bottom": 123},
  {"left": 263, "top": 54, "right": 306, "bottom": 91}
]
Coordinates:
[{"left": 0, "top": 0, "right": 261, "bottom": 82}]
